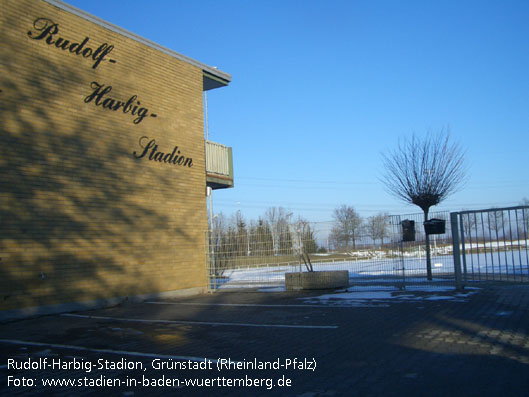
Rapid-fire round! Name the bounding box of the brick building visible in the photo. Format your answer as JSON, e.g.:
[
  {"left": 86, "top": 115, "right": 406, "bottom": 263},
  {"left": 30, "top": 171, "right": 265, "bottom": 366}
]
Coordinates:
[{"left": 0, "top": 0, "right": 233, "bottom": 319}]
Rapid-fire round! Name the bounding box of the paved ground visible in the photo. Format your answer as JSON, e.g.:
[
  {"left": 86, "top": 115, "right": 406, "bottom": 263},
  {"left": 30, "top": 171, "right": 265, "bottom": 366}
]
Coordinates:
[{"left": 1, "top": 283, "right": 529, "bottom": 396}]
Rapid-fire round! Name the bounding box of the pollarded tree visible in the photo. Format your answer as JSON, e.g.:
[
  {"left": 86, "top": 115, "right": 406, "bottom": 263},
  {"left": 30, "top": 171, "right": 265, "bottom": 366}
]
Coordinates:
[{"left": 381, "top": 129, "right": 466, "bottom": 280}]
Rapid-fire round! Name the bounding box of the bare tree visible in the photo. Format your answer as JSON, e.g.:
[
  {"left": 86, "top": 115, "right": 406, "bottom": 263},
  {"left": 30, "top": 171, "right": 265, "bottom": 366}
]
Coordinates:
[
  {"left": 381, "top": 129, "right": 466, "bottom": 280},
  {"left": 211, "top": 212, "right": 228, "bottom": 255},
  {"left": 366, "top": 213, "right": 390, "bottom": 247},
  {"left": 328, "top": 226, "right": 347, "bottom": 251},
  {"left": 520, "top": 198, "right": 529, "bottom": 236},
  {"left": 461, "top": 210, "right": 477, "bottom": 238},
  {"left": 487, "top": 209, "right": 505, "bottom": 240},
  {"left": 294, "top": 216, "right": 318, "bottom": 255},
  {"left": 264, "top": 207, "right": 292, "bottom": 256},
  {"left": 332, "top": 205, "right": 363, "bottom": 250}
]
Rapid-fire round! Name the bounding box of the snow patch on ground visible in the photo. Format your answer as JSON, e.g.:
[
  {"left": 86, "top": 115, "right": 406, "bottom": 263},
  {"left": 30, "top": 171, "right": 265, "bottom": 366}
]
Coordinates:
[{"left": 301, "top": 286, "right": 480, "bottom": 307}]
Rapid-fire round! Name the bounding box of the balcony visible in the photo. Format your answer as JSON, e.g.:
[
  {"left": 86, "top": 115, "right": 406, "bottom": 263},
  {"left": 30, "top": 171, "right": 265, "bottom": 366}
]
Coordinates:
[{"left": 206, "top": 140, "right": 234, "bottom": 189}]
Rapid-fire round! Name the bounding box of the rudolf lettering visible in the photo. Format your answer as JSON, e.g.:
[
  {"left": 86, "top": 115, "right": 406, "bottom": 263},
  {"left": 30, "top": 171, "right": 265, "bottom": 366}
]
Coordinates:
[
  {"left": 133, "top": 137, "right": 193, "bottom": 168},
  {"left": 84, "top": 82, "right": 157, "bottom": 124},
  {"left": 27, "top": 17, "right": 116, "bottom": 69}
]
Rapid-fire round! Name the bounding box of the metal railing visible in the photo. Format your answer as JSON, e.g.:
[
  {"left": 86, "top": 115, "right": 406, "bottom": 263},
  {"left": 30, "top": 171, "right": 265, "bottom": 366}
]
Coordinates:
[
  {"left": 205, "top": 140, "right": 231, "bottom": 176},
  {"left": 454, "top": 206, "right": 529, "bottom": 283}
]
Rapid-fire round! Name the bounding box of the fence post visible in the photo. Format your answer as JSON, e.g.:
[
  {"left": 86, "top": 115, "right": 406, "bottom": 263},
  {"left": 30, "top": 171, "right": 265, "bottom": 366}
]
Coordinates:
[{"left": 451, "top": 212, "right": 463, "bottom": 290}]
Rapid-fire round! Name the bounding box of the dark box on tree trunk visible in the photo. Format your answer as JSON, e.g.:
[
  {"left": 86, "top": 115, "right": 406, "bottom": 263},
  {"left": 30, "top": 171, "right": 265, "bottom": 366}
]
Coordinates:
[{"left": 424, "top": 218, "right": 446, "bottom": 235}]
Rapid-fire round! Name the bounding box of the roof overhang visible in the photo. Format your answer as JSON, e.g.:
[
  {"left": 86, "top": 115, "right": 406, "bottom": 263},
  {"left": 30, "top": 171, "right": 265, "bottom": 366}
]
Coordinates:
[{"left": 203, "top": 70, "right": 231, "bottom": 91}]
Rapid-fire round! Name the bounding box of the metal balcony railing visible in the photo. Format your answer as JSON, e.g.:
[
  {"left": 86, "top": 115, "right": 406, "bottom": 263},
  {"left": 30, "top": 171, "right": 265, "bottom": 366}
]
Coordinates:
[
  {"left": 206, "top": 140, "right": 233, "bottom": 189},
  {"left": 206, "top": 141, "right": 230, "bottom": 176}
]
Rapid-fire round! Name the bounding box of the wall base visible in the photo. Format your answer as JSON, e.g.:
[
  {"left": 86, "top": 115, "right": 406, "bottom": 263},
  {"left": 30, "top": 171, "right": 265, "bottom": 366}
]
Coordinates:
[{"left": 0, "top": 287, "right": 206, "bottom": 322}]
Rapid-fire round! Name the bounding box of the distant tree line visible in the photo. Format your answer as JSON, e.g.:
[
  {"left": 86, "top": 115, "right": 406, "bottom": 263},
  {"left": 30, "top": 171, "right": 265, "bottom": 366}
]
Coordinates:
[
  {"left": 209, "top": 205, "right": 392, "bottom": 261},
  {"left": 209, "top": 207, "right": 319, "bottom": 263}
]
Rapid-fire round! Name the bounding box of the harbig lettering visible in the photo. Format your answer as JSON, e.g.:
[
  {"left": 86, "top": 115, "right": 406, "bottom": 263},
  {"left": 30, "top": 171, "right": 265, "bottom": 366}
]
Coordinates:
[
  {"left": 84, "top": 82, "right": 156, "bottom": 124},
  {"left": 27, "top": 17, "right": 116, "bottom": 69}
]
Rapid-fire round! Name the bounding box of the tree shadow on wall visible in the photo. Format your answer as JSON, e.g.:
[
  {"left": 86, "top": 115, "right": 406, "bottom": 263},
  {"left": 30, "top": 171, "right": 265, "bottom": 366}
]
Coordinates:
[{"left": 0, "top": 14, "right": 199, "bottom": 315}]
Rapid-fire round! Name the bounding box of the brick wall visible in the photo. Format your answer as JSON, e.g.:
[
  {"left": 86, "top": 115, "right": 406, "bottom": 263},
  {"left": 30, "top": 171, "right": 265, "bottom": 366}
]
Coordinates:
[{"left": 0, "top": 0, "right": 211, "bottom": 312}]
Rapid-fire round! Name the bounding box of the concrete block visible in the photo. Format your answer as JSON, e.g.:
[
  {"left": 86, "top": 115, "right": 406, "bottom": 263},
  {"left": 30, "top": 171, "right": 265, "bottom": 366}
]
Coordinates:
[{"left": 285, "top": 271, "right": 349, "bottom": 291}]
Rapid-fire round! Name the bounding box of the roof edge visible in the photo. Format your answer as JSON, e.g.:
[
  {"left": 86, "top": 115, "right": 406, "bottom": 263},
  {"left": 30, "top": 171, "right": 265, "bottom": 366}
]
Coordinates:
[{"left": 44, "top": 0, "right": 231, "bottom": 84}]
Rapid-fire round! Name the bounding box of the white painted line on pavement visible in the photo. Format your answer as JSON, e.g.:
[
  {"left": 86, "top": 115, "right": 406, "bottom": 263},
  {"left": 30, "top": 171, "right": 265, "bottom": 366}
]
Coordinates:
[
  {"left": 61, "top": 313, "right": 338, "bottom": 329},
  {"left": 145, "top": 301, "right": 338, "bottom": 309}
]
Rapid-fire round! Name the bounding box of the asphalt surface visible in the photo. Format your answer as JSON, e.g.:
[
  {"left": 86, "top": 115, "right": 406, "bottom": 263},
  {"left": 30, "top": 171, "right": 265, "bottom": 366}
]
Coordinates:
[{"left": 1, "top": 283, "right": 529, "bottom": 396}]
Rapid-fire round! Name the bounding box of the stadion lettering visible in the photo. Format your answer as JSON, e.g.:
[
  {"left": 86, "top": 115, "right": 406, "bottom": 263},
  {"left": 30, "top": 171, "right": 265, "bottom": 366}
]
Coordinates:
[
  {"left": 27, "top": 17, "right": 116, "bottom": 70},
  {"left": 133, "top": 137, "right": 193, "bottom": 168},
  {"left": 25, "top": 16, "right": 191, "bottom": 169}
]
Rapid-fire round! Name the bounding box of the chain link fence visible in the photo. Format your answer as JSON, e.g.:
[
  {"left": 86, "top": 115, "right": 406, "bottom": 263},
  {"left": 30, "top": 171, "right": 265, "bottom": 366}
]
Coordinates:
[{"left": 206, "top": 211, "right": 454, "bottom": 290}]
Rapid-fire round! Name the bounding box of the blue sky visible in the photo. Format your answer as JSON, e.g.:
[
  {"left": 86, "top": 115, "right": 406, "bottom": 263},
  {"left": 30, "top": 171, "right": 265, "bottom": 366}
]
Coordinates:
[{"left": 65, "top": 0, "right": 529, "bottom": 225}]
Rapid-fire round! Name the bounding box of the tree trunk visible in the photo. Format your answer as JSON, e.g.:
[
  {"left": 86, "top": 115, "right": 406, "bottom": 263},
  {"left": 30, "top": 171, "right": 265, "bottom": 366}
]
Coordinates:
[{"left": 424, "top": 208, "right": 433, "bottom": 280}]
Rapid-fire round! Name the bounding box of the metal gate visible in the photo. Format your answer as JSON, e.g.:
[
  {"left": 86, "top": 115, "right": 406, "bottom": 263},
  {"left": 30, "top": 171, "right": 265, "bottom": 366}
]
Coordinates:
[{"left": 452, "top": 206, "right": 529, "bottom": 284}]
